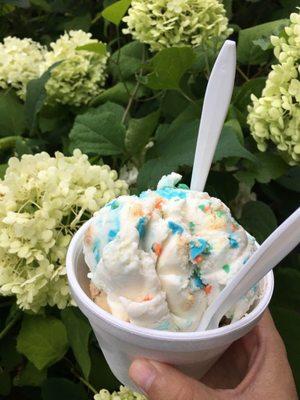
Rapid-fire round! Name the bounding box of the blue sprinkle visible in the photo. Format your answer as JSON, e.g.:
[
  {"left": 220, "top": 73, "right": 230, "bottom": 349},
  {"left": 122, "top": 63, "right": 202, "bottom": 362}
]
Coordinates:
[
  {"left": 156, "top": 320, "right": 171, "bottom": 331},
  {"left": 243, "top": 256, "right": 250, "bottom": 264},
  {"left": 108, "top": 229, "right": 118, "bottom": 241},
  {"left": 106, "top": 200, "right": 119, "bottom": 209},
  {"left": 136, "top": 216, "right": 148, "bottom": 238},
  {"left": 229, "top": 234, "right": 239, "bottom": 249},
  {"left": 168, "top": 221, "right": 184, "bottom": 235},
  {"left": 189, "top": 238, "right": 208, "bottom": 259},
  {"left": 92, "top": 239, "right": 101, "bottom": 264},
  {"left": 192, "top": 275, "right": 204, "bottom": 288},
  {"left": 156, "top": 187, "right": 187, "bottom": 200}
]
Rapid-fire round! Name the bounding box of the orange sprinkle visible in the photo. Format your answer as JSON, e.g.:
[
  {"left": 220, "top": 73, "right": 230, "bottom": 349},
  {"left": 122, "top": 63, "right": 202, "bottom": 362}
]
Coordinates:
[
  {"left": 231, "top": 223, "right": 238, "bottom": 231},
  {"left": 205, "top": 205, "right": 211, "bottom": 212},
  {"left": 204, "top": 285, "right": 212, "bottom": 295},
  {"left": 133, "top": 205, "right": 143, "bottom": 217},
  {"left": 143, "top": 294, "right": 153, "bottom": 301},
  {"left": 153, "top": 243, "right": 162, "bottom": 256},
  {"left": 194, "top": 255, "right": 203, "bottom": 264},
  {"left": 155, "top": 198, "right": 164, "bottom": 210}
]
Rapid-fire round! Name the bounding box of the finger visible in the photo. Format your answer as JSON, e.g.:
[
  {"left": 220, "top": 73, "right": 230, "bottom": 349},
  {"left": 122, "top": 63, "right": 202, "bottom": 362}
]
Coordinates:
[
  {"left": 129, "top": 358, "right": 224, "bottom": 400},
  {"left": 236, "top": 309, "right": 298, "bottom": 399}
]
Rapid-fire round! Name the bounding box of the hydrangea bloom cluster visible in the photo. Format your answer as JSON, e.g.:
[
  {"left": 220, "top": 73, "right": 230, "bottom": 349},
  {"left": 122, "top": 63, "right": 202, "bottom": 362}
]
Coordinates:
[
  {"left": 0, "top": 36, "right": 46, "bottom": 98},
  {"left": 0, "top": 30, "right": 109, "bottom": 106},
  {"left": 247, "top": 12, "right": 300, "bottom": 165},
  {"left": 0, "top": 150, "right": 128, "bottom": 312},
  {"left": 95, "top": 386, "right": 147, "bottom": 400},
  {"left": 44, "top": 30, "right": 109, "bottom": 106},
  {"left": 122, "top": 0, "right": 232, "bottom": 52}
]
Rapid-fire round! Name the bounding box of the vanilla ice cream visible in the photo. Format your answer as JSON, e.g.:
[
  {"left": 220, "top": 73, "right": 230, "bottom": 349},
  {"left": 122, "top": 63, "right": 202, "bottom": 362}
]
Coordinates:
[{"left": 83, "top": 173, "right": 260, "bottom": 332}]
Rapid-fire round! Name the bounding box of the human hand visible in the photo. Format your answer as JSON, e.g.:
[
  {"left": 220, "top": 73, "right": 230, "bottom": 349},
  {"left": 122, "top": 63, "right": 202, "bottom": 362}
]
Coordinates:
[{"left": 129, "top": 310, "right": 298, "bottom": 400}]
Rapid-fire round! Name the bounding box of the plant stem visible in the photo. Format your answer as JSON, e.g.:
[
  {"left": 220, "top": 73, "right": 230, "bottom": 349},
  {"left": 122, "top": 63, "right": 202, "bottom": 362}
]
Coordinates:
[
  {"left": 121, "top": 80, "right": 140, "bottom": 124},
  {"left": 65, "top": 357, "right": 98, "bottom": 395},
  {"left": 179, "top": 89, "right": 197, "bottom": 106},
  {"left": 237, "top": 66, "right": 249, "bottom": 82},
  {"left": 0, "top": 311, "right": 21, "bottom": 341},
  {"left": 73, "top": 370, "right": 98, "bottom": 395}
]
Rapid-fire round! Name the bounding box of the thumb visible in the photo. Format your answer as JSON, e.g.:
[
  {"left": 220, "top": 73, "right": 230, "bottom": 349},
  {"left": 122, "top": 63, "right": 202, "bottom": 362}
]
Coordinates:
[{"left": 129, "top": 359, "right": 223, "bottom": 400}]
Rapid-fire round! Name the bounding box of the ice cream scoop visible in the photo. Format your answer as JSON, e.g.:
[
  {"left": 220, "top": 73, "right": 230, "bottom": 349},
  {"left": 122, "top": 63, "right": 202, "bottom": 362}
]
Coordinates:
[{"left": 83, "top": 173, "right": 260, "bottom": 332}]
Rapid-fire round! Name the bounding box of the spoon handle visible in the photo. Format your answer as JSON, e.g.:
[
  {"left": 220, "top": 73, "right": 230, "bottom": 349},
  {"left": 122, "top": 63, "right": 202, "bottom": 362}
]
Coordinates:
[
  {"left": 198, "top": 207, "right": 300, "bottom": 331},
  {"left": 190, "top": 40, "right": 236, "bottom": 192}
]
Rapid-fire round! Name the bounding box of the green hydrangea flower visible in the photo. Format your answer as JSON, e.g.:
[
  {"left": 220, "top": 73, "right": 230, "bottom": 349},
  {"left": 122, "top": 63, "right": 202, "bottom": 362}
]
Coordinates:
[
  {"left": 0, "top": 36, "right": 46, "bottom": 98},
  {"left": 247, "top": 11, "right": 300, "bottom": 165},
  {"left": 44, "top": 30, "right": 109, "bottom": 106},
  {"left": 95, "top": 386, "right": 147, "bottom": 400},
  {"left": 122, "top": 0, "right": 232, "bottom": 52},
  {"left": 0, "top": 150, "right": 128, "bottom": 312}
]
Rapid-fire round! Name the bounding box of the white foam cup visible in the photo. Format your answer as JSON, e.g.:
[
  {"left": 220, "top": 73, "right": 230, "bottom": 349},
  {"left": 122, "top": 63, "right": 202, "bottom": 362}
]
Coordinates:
[{"left": 66, "top": 217, "right": 274, "bottom": 390}]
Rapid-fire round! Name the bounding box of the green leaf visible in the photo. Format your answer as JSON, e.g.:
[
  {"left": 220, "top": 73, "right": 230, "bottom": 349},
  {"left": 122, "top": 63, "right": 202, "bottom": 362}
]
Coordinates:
[
  {"left": 239, "top": 201, "right": 277, "bottom": 243},
  {"left": 271, "top": 306, "right": 300, "bottom": 393},
  {"left": 137, "top": 119, "right": 198, "bottom": 190},
  {"left": 91, "top": 82, "right": 148, "bottom": 107},
  {"left": 30, "top": 0, "right": 51, "bottom": 11},
  {"left": 17, "top": 315, "right": 68, "bottom": 370},
  {"left": 41, "top": 378, "right": 88, "bottom": 400},
  {"left": 61, "top": 307, "right": 91, "bottom": 380},
  {"left": 4, "top": 0, "right": 29, "bottom": 7},
  {"left": 69, "top": 102, "right": 126, "bottom": 155},
  {"left": 213, "top": 123, "right": 256, "bottom": 163},
  {"left": 0, "top": 336, "right": 22, "bottom": 371},
  {"left": 0, "top": 370, "right": 10, "bottom": 396},
  {"left": 102, "top": 0, "right": 131, "bottom": 25},
  {"left": 245, "top": 152, "right": 288, "bottom": 183},
  {"left": 25, "top": 63, "right": 59, "bottom": 135},
  {"left": 76, "top": 42, "right": 107, "bottom": 56},
  {"left": 0, "top": 91, "right": 26, "bottom": 136},
  {"left": 108, "top": 41, "right": 144, "bottom": 81},
  {"left": 272, "top": 268, "right": 300, "bottom": 313},
  {"left": 14, "top": 362, "right": 47, "bottom": 387},
  {"left": 233, "top": 77, "right": 266, "bottom": 114},
  {"left": 161, "top": 90, "right": 190, "bottom": 121},
  {"left": 276, "top": 167, "right": 300, "bottom": 193},
  {"left": 125, "top": 110, "right": 160, "bottom": 155},
  {"left": 60, "top": 13, "right": 91, "bottom": 31},
  {"left": 143, "top": 47, "right": 196, "bottom": 90},
  {"left": 234, "top": 170, "right": 256, "bottom": 188},
  {"left": 205, "top": 172, "right": 239, "bottom": 204},
  {"left": 237, "top": 19, "right": 288, "bottom": 64}
]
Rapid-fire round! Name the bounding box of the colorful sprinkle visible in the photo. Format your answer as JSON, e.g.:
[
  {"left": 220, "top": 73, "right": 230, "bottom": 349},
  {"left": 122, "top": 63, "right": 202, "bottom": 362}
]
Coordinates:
[
  {"left": 156, "top": 187, "right": 187, "bottom": 199},
  {"left": 204, "top": 285, "right": 212, "bottom": 295},
  {"left": 189, "top": 238, "right": 211, "bottom": 260},
  {"left": 194, "top": 255, "right": 203, "bottom": 264},
  {"left": 152, "top": 243, "right": 163, "bottom": 256},
  {"left": 177, "top": 183, "right": 189, "bottom": 190},
  {"left": 216, "top": 210, "right": 226, "bottom": 218},
  {"left": 143, "top": 294, "right": 153, "bottom": 301},
  {"left": 228, "top": 234, "right": 239, "bottom": 248},
  {"left": 156, "top": 320, "right": 171, "bottom": 330},
  {"left": 136, "top": 216, "right": 148, "bottom": 238},
  {"left": 108, "top": 229, "right": 118, "bottom": 241},
  {"left": 92, "top": 239, "right": 101, "bottom": 264},
  {"left": 106, "top": 199, "right": 119, "bottom": 209},
  {"left": 154, "top": 198, "right": 164, "bottom": 210},
  {"left": 190, "top": 269, "right": 204, "bottom": 291},
  {"left": 243, "top": 256, "right": 250, "bottom": 264},
  {"left": 168, "top": 221, "right": 184, "bottom": 235},
  {"left": 231, "top": 223, "right": 238, "bottom": 231},
  {"left": 189, "top": 221, "right": 196, "bottom": 234},
  {"left": 223, "top": 264, "right": 230, "bottom": 273}
]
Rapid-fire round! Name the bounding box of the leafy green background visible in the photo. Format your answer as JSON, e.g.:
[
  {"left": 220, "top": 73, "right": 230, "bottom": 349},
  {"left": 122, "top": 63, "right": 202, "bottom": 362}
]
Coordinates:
[{"left": 0, "top": 0, "right": 299, "bottom": 398}]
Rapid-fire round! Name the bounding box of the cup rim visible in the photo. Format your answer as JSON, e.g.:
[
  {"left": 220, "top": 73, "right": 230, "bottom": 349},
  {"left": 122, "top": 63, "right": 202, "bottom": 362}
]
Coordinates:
[{"left": 66, "top": 216, "right": 274, "bottom": 342}]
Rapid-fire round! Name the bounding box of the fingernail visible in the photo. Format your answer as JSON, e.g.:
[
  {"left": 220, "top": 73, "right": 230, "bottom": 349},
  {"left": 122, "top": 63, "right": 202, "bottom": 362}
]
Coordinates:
[{"left": 129, "top": 359, "right": 157, "bottom": 392}]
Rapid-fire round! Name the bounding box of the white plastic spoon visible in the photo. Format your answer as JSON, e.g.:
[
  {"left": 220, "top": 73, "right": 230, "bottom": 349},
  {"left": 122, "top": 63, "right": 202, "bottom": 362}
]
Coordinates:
[
  {"left": 190, "top": 40, "right": 236, "bottom": 192},
  {"left": 198, "top": 207, "right": 300, "bottom": 331}
]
